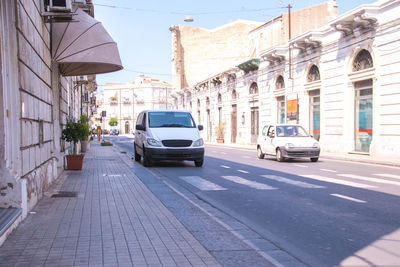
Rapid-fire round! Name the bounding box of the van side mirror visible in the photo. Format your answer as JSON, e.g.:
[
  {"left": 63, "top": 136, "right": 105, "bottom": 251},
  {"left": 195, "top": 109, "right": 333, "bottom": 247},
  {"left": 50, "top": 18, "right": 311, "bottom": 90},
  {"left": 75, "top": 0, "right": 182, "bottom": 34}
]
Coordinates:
[
  {"left": 198, "top": 125, "right": 203, "bottom": 131},
  {"left": 136, "top": 124, "right": 145, "bottom": 131}
]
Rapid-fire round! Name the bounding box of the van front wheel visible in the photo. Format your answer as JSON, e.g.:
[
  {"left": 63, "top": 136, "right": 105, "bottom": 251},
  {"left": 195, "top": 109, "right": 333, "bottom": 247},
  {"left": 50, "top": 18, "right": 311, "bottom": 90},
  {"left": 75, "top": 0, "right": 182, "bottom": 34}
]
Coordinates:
[
  {"left": 134, "top": 144, "right": 141, "bottom": 162},
  {"left": 194, "top": 158, "right": 204, "bottom": 167},
  {"left": 143, "top": 148, "right": 152, "bottom": 167}
]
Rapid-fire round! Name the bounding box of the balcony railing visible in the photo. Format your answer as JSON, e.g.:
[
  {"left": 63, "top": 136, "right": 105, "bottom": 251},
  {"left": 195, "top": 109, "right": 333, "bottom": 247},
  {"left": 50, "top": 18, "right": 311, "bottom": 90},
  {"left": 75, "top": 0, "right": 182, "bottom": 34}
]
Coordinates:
[
  {"left": 109, "top": 97, "right": 118, "bottom": 104},
  {"left": 123, "top": 97, "right": 131, "bottom": 104}
]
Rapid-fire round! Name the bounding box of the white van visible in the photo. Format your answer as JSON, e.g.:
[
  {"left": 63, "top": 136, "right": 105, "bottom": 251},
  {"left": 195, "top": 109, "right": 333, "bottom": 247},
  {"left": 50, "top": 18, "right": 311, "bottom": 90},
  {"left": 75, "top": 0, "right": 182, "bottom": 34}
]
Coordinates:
[{"left": 134, "top": 110, "right": 204, "bottom": 167}]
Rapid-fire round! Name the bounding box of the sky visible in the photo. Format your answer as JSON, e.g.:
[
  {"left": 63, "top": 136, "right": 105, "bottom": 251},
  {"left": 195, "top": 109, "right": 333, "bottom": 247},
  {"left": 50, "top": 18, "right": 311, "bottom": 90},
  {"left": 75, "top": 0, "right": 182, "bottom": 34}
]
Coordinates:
[{"left": 92, "top": 0, "right": 377, "bottom": 89}]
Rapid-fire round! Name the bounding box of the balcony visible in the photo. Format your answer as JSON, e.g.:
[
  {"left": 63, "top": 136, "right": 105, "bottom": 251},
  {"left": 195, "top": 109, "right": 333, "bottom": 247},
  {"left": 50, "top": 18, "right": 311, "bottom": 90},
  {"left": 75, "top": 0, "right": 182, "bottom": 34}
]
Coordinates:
[
  {"left": 109, "top": 97, "right": 118, "bottom": 105},
  {"left": 123, "top": 98, "right": 131, "bottom": 104}
]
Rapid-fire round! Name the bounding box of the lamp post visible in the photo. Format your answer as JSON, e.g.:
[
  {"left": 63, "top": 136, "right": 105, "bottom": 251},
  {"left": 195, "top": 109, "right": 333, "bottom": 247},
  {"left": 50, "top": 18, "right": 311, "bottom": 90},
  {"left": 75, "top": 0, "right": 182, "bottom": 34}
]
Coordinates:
[
  {"left": 184, "top": 15, "right": 193, "bottom": 22},
  {"left": 132, "top": 86, "right": 135, "bottom": 131}
]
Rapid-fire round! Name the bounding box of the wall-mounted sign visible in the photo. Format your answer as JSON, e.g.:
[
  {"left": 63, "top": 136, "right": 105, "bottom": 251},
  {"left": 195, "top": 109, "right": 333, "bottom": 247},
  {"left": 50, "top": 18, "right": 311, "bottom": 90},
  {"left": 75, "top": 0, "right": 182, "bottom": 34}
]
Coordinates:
[{"left": 287, "top": 99, "right": 298, "bottom": 121}]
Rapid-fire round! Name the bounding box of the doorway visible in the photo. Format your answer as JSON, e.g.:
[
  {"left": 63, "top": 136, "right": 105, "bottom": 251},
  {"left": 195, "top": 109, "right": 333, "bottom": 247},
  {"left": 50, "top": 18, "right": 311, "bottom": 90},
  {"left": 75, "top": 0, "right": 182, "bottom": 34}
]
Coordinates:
[
  {"left": 250, "top": 107, "right": 259, "bottom": 144},
  {"left": 231, "top": 105, "right": 237, "bottom": 143},
  {"left": 207, "top": 109, "right": 211, "bottom": 141},
  {"left": 125, "top": 121, "right": 130, "bottom": 134},
  {"left": 310, "top": 90, "right": 320, "bottom": 141},
  {"left": 355, "top": 80, "right": 373, "bottom": 152}
]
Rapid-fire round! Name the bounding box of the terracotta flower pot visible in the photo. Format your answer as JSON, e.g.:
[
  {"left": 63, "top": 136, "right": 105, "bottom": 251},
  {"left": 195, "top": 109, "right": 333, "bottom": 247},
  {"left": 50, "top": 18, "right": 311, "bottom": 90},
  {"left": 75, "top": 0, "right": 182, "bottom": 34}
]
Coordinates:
[
  {"left": 216, "top": 138, "right": 224, "bottom": 143},
  {"left": 66, "top": 154, "right": 84, "bottom": 170}
]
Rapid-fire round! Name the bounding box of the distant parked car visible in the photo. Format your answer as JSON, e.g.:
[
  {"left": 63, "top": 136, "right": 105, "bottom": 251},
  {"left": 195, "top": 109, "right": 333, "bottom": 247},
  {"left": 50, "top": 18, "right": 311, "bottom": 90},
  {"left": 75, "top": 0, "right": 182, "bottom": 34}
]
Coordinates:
[
  {"left": 102, "top": 129, "right": 109, "bottom": 135},
  {"left": 257, "top": 124, "right": 320, "bottom": 162},
  {"left": 110, "top": 129, "right": 119, "bottom": 136}
]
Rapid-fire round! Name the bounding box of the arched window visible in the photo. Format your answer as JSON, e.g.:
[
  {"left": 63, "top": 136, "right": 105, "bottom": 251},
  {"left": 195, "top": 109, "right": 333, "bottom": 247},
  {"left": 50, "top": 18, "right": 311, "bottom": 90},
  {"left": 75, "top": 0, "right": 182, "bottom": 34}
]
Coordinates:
[
  {"left": 206, "top": 97, "right": 210, "bottom": 106},
  {"left": 232, "top": 90, "right": 237, "bottom": 100},
  {"left": 249, "top": 82, "right": 258, "bottom": 94},
  {"left": 353, "top": 49, "right": 373, "bottom": 72},
  {"left": 276, "top": 75, "right": 285, "bottom": 89},
  {"left": 217, "top": 93, "right": 222, "bottom": 103},
  {"left": 307, "top": 65, "right": 320, "bottom": 82},
  {"left": 197, "top": 99, "right": 200, "bottom": 108}
]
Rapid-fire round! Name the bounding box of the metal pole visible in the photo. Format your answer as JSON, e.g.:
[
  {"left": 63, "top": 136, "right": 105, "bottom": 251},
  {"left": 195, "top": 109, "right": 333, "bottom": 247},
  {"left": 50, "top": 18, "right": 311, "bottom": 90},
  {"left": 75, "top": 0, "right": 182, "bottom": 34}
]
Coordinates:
[
  {"left": 288, "top": 4, "right": 292, "bottom": 80},
  {"left": 132, "top": 86, "right": 135, "bottom": 131}
]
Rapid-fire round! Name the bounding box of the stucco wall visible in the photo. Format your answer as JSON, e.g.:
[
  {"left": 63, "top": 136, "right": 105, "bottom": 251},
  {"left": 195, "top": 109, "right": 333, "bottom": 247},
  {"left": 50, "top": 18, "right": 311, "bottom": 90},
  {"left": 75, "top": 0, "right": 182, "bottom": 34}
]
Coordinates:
[{"left": 171, "top": 21, "right": 263, "bottom": 89}]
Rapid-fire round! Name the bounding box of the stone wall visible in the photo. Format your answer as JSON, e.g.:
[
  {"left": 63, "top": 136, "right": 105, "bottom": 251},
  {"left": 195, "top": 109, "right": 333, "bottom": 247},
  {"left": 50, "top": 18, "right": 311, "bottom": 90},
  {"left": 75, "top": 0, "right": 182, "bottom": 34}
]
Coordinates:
[
  {"left": 16, "top": 0, "right": 58, "bottom": 211},
  {"left": 0, "top": 0, "right": 22, "bottom": 209}
]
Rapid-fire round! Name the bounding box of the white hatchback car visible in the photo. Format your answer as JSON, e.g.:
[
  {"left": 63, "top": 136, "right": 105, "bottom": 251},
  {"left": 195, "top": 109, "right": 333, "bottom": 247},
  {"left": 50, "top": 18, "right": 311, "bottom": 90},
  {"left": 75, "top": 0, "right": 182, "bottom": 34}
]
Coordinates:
[{"left": 257, "top": 124, "right": 320, "bottom": 162}]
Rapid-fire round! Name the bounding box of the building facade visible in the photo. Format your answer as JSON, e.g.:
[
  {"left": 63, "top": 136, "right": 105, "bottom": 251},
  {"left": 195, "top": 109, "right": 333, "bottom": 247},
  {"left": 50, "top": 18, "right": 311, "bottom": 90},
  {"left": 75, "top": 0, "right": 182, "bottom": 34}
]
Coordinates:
[
  {"left": 0, "top": 0, "right": 122, "bottom": 245},
  {"left": 98, "top": 75, "right": 172, "bottom": 133},
  {"left": 171, "top": 0, "right": 400, "bottom": 161}
]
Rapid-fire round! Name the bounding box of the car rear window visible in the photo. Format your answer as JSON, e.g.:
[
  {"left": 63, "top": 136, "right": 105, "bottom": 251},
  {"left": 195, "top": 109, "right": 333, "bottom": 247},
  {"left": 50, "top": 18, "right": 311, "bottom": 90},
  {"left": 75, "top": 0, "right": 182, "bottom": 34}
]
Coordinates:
[{"left": 148, "top": 112, "right": 196, "bottom": 128}]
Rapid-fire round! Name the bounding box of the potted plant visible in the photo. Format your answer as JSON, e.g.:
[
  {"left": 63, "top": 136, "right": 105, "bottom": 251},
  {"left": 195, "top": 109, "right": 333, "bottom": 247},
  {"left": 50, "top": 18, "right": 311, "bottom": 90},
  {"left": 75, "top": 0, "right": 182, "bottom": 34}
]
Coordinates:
[
  {"left": 79, "top": 114, "right": 90, "bottom": 153},
  {"left": 215, "top": 123, "right": 225, "bottom": 143},
  {"left": 61, "top": 120, "right": 87, "bottom": 170}
]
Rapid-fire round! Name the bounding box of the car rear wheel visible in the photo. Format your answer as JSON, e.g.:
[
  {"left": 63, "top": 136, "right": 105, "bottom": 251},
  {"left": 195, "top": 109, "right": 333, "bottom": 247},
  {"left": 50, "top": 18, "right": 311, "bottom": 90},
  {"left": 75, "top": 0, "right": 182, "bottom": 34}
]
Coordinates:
[
  {"left": 257, "top": 146, "right": 265, "bottom": 159},
  {"left": 311, "top": 157, "right": 319, "bottom": 162},
  {"left": 276, "top": 148, "right": 285, "bottom": 162},
  {"left": 194, "top": 158, "right": 204, "bottom": 167}
]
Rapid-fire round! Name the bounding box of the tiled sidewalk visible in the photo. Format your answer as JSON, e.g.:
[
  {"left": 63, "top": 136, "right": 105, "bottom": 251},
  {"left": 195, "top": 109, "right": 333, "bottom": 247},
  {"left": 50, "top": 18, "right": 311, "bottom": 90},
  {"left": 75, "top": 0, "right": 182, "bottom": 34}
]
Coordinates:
[{"left": 0, "top": 142, "right": 220, "bottom": 267}]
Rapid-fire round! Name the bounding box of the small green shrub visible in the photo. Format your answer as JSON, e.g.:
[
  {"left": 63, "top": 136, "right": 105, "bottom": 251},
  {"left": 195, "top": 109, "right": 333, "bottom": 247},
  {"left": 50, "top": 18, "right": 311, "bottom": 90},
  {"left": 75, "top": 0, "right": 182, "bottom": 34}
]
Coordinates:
[{"left": 100, "top": 141, "right": 113, "bottom": 146}]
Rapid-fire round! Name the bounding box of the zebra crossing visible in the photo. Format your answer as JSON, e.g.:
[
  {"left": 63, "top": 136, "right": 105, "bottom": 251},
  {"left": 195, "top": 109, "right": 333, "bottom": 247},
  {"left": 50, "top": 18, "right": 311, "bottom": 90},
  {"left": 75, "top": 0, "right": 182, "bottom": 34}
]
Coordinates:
[{"left": 179, "top": 170, "right": 400, "bottom": 193}]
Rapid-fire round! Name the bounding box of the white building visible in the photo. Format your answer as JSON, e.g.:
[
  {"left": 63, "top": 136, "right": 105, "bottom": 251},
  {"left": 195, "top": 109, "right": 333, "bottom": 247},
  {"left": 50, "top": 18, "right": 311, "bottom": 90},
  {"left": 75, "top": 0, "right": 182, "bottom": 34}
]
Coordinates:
[
  {"left": 98, "top": 75, "right": 172, "bottom": 133},
  {"left": 171, "top": 0, "right": 400, "bottom": 161}
]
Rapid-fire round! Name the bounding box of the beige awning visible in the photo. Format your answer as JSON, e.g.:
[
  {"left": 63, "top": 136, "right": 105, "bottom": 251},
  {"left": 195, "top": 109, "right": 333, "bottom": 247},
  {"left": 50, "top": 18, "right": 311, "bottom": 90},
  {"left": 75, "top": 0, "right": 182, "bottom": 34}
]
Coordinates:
[{"left": 52, "top": 7, "right": 123, "bottom": 76}]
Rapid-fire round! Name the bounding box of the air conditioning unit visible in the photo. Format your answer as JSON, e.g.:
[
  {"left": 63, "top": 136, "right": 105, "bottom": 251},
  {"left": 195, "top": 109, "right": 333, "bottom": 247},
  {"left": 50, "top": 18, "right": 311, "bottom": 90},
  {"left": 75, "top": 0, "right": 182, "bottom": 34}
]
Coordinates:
[{"left": 47, "top": 0, "right": 72, "bottom": 12}]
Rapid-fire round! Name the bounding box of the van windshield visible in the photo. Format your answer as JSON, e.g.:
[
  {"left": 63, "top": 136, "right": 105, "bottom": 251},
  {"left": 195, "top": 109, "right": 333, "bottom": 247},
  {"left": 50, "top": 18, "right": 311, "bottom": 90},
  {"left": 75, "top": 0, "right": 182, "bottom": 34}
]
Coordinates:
[{"left": 148, "top": 112, "right": 196, "bottom": 128}]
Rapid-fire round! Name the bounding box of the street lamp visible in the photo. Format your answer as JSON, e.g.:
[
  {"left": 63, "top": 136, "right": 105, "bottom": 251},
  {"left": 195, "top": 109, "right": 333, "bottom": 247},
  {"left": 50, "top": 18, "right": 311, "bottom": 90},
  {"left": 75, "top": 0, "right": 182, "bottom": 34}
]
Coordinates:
[{"left": 184, "top": 15, "right": 193, "bottom": 22}]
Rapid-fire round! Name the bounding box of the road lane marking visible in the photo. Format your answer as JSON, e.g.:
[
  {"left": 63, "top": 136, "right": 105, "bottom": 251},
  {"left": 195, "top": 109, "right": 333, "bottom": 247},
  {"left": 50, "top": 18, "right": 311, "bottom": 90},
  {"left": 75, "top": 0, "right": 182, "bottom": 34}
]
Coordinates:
[
  {"left": 221, "top": 165, "right": 231, "bottom": 169},
  {"left": 161, "top": 182, "right": 284, "bottom": 267},
  {"left": 338, "top": 174, "right": 400, "bottom": 186},
  {"left": 243, "top": 156, "right": 251, "bottom": 159},
  {"left": 261, "top": 175, "right": 326, "bottom": 189},
  {"left": 330, "top": 194, "right": 366, "bottom": 203},
  {"left": 179, "top": 176, "right": 227, "bottom": 191},
  {"left": 221, "top": 176, "right": 276, "bottom": 190},
  {"left": 238, "top": 170, "right": 249, "bottom": 174},
  {"left": 373, "top": 173, "right": 400, "bottom": 180},
  {"left": 320, "top": 169, "right": 337, "bottom": 173},
  {"left": 294, "top": 164, "right": 308, "bottom": 168},
  {"left": 221, "top": 152, "right": 227, "bottom": 155},
  {"left": 300, "top": 175, "right": 376, "bottom": 189}
]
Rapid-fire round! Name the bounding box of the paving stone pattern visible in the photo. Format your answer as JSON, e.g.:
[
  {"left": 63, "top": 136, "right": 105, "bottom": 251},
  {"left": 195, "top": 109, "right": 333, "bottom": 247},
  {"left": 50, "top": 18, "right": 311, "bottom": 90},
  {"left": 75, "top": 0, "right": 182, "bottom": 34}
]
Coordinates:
[{"left": 0, "top": 142, "right": 220, "bottom": 267}]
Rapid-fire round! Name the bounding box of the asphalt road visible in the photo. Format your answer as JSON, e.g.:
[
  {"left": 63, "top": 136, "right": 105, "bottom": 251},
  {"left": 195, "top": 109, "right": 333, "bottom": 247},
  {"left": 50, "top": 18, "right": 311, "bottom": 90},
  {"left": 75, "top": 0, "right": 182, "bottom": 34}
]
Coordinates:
[{"left": 108, "top": 135, "right": 400, "bottom": 266}]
